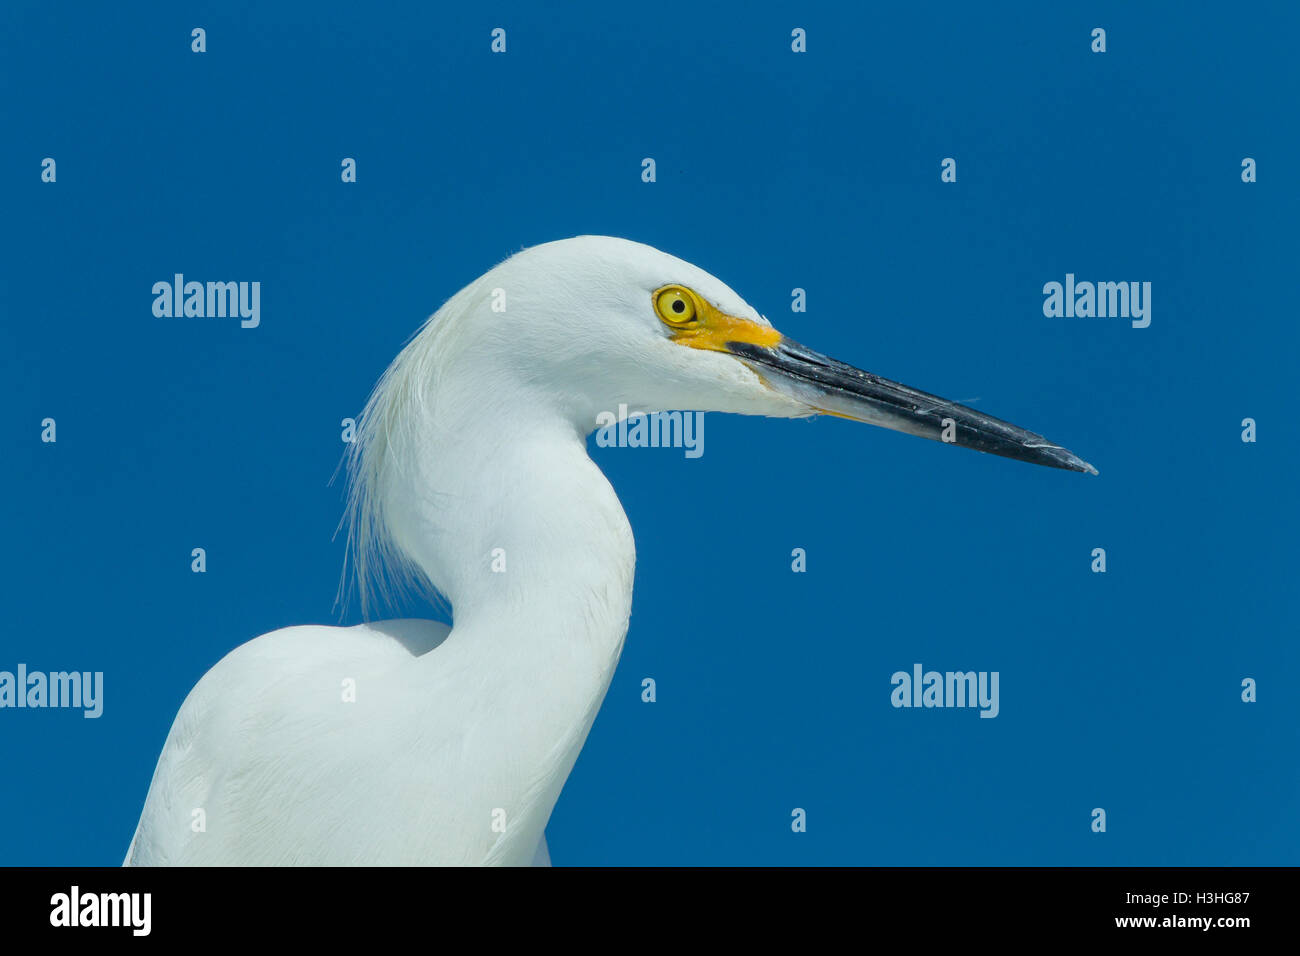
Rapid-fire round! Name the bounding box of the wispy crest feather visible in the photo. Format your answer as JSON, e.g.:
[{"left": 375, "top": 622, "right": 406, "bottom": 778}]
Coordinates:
[
  {"left": 335, "top": 319, "right": 436, "bottom": 619},
  {"left": 336, "top": 293, "right": 487, "bottom": 620},
  {"left": 335, "top": 262, "right": 507, "bottom": 619}
]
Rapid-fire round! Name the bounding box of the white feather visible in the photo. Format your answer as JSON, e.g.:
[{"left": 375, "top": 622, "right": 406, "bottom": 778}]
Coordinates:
[{"left": 125, "top": 237, "right": 806, "bottom": 866}]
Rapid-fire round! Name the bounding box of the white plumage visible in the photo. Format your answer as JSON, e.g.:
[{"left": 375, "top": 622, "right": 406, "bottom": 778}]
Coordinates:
[{"left": 125, "top": 236, "right": 1092, "bottom": 866}]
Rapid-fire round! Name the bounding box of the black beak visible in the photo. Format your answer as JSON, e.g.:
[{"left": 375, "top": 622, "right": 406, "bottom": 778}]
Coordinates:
[{"left": 728, "top": 337, "right": 1097, "bottom": 474}]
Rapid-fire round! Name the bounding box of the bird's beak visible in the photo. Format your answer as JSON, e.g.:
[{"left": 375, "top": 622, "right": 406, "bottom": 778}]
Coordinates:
[{"left": 726, "top": 336, "right": 1097, "bottom": 474}]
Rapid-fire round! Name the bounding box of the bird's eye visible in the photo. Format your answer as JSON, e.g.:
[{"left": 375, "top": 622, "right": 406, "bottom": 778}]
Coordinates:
[{"left": 654, "top": 286, "right": 698, "bottom": 326}]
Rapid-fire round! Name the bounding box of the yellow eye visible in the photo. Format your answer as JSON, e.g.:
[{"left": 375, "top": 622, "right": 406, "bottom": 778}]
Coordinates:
[{"left": 654, "top": 286, "right": 698, "bottom": 325}]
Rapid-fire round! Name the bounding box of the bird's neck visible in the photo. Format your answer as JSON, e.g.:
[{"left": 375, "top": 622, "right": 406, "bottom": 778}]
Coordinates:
[
  {"left": 370, "top": 377, "right": 636, "bottom": 853},
  {"left": 390, "top": 392, "right": 636, "bottom": 680}
]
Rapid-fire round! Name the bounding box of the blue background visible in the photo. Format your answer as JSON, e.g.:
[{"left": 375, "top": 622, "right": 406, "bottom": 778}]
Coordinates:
[{"left": 3, "top": 1, "right": 1297, "bottom": 865}]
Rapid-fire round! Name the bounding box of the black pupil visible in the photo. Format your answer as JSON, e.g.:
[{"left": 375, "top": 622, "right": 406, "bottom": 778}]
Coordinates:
[{"left": 672, "top": 299, "right": 685, "bottom": 313}]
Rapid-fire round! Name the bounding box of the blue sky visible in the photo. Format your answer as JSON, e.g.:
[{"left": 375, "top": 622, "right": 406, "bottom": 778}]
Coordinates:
[{"left": 2, "top": 1, "right": 1297, "bottom": 864}]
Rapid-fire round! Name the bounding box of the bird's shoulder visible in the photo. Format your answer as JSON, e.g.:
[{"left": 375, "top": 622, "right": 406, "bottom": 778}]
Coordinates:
[
  {"left": 127, "top": 618, "right": 464, "bottom": 864},
  {"left": 169, "top": 617, "right": 454, "bottom": 743},
  {"left": 216, "top": 617, "right": 453, "bottom": 668}
]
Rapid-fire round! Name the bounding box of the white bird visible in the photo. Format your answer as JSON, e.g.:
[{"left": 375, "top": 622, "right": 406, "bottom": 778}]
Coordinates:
[{"left": 124, "top": 236, "right": 1094, "bottom": 866}]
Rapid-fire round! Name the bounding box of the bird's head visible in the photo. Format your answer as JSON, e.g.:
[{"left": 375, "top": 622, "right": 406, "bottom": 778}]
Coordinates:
[{"left": 452, "top": 235, "right": 1095, "bottom": 474}]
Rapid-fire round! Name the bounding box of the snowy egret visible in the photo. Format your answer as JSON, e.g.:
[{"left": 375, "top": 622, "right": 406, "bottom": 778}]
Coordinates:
[{"left": 124, "top": 236, "right": 1094, "bottom": 866}]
